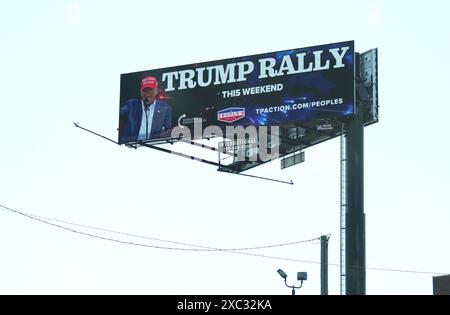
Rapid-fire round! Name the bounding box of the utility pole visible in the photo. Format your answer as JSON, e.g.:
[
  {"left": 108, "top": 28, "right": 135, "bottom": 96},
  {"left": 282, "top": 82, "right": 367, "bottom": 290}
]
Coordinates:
[{"left": 321, "top": 235, "right": 329, "bottom": 295}]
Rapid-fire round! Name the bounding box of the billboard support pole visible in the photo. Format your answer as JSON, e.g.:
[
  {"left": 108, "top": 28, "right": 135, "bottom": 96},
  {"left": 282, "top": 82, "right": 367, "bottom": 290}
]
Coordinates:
[{"left": 344, "top": 52, "right": 366, "bottom": 295}]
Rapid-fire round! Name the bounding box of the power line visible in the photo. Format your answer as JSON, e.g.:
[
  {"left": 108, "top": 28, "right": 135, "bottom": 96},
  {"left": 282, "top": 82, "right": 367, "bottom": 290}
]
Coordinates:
[
  {"left": 0, "top": 204, "right": 319, "bottom": 251},
  {"left": 0, "top": 204, "right": 196, "bottom": 251},
  {"left": 0, "top": 203, "right": 323, "bottom": 265},
  {"left": 0, "top": 204, "right": 447, "bottom": 276},
  {"left": 365, "top": 266, "right": 445, "bottom": 275}
]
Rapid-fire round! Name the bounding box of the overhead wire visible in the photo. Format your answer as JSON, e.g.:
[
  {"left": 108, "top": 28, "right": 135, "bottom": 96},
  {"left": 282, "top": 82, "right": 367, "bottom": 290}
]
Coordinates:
[
  {"left": 0, "top": 204, "right": 447, "bottom": 276},
  {"left": 0, "top": 204, "right": 320, "bottom": 251}
]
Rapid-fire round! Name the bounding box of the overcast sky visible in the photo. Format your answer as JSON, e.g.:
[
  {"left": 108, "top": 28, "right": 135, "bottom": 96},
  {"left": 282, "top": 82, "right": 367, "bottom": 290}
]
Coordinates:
[{"left": 1, "top": 0, "right": 449, "bottom": 294}]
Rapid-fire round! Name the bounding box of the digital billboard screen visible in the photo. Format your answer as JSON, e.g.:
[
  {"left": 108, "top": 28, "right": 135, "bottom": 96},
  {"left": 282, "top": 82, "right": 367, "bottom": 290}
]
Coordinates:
[{"left": 118, "top": 41, "right": 354, "bottom": 144}]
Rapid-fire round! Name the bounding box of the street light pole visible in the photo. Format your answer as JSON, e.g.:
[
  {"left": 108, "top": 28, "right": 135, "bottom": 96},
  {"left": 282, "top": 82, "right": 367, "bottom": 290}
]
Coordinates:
[
  {"left": 277, "top": 269, "right": 307, "bottom": 295},
  {"left": 284, "top": 278, "right": 303, "bottom": 295}
]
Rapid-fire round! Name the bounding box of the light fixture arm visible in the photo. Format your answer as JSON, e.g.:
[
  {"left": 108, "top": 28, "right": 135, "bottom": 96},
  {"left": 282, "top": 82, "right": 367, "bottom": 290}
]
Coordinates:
[{"left": 284, "top": 279, "right": 304, "bottom": 295}]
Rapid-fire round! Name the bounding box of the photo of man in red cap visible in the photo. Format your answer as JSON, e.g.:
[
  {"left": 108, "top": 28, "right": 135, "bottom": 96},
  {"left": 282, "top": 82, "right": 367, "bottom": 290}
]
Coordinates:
[{"left": 119, "top": 76, "right": 172, "bottom": 143}]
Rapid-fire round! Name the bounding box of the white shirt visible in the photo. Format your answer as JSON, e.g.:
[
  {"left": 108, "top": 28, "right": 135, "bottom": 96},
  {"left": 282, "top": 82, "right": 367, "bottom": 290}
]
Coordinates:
[{"left": 138, "top": 99, "right": 156, "bottom": 140}]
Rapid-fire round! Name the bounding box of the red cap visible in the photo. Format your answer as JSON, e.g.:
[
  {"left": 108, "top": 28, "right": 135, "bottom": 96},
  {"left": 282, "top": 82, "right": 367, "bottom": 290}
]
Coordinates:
[{"left": 140, "top": 76, "right": 158, "bottom": 91}]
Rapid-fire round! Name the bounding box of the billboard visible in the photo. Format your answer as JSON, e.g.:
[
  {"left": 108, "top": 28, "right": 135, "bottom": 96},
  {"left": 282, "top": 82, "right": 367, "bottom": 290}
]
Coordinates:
[{"left": 118, "top": 41, "right": 355, "bottom": 144}]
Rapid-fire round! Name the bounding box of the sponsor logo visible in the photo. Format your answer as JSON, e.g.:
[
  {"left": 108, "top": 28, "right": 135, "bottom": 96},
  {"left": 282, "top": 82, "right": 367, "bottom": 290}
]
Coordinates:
[{"left": 217, "top": 107, "right": 245, "bottom": 123}]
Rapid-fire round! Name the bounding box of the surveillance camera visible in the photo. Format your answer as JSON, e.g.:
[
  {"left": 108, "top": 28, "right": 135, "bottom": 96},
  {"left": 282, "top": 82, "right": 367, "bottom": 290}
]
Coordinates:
[
  {"left": 297, "top": 272, "right": 307, "bottom": 281},
  {"left": 277, "top": 269, "right": 287, "bottom": 279}
]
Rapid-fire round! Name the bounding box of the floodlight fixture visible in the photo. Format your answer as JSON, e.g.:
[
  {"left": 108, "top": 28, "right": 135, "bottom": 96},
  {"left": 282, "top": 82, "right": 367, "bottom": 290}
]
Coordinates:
[
  {"left": 297, "top": 272, "right": 308, "bottom": 281},
  {"left": 277, "top": 269, "right": 287, "bottom": 279}
]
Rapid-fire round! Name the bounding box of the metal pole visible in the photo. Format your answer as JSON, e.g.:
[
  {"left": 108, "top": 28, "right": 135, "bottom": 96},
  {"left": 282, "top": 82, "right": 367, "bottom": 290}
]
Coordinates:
[
  {"left": 345, "top": 52, "right": 366, "bottom": 295},
  {"left": 321, "top": 235, "right": 329, "bottom": 295}
]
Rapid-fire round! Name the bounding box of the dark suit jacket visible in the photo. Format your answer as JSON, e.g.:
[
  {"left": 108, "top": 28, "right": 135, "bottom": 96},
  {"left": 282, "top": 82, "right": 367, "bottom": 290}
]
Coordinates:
[{"left": 119, "top": 99, "right": 172, "bottom": 144}]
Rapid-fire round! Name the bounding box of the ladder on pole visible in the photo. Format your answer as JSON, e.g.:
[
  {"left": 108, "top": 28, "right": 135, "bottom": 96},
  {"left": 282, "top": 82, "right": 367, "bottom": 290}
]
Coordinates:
[{"left": 340, "top": 126, "right": 347, "bottom": 295}]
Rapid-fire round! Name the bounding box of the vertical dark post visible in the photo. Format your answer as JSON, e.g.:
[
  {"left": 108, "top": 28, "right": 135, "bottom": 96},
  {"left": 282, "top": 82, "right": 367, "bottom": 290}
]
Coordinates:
[
  {"left": 345, "top": 52, "right": 366, "bottom": 295},
  {"left": 321, "top": 235, "right": 329, "bottom": 295}
]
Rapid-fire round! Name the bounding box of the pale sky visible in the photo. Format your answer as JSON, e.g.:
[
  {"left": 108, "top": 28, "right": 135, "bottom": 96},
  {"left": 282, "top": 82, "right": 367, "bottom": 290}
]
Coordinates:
[{"left": 1, "top": 0, "right": 449, "bottom": 294}]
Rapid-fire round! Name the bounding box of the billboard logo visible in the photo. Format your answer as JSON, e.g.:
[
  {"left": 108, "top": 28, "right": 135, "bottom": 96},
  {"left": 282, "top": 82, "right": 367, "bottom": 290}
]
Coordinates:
[{"left": 217, "top": 107, "right": 245, "bottom": 123}]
